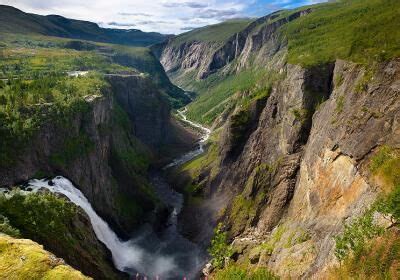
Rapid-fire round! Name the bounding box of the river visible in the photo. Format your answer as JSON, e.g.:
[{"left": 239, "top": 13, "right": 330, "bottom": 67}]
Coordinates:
[
  {"left": 163, "top": 107, "right": 211, "bottom": 169},
  {"left": 13, "top": 107, "right": 211, "bottom": 279}
]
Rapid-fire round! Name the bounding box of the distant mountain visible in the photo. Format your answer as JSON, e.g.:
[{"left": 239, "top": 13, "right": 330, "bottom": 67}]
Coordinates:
[{"left": 0, "top": 5, "right": 169, "bottom": 46}]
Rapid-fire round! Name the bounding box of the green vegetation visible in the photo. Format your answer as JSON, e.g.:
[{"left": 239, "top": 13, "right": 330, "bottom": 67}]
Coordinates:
[
  {"left": 0, "top": 73, "right": 107, "bottom": 166},
  {"left": 228, "top": 163, "right": 276, "bottom": 236},
  {"left": 110, "top": 103, "right": 158, "bottom": 225},
  {"left": 259, "top": 225, "right": 287, "bottom": 255},
  {"left": 208, "top": 223, "right": 233, "bottom": 269},
  {"left": 0, "top": 192, "right": 78, "bottom": 244},
  {"left": 0, "top": 214, "right": 20, "bottom": 237},
  {"left": 180, "top": 141, "right": 220, "bottom": 185},
  {"left": 334, "top": 209, "right": 384, "bottom": 261},
  {"left": 186, "top": 69, "right": 273, "bottom": 125},
  {"left": 0, "top": 191, "right": 119, "bottom": 278},
  {"left": 171, "top": 19, "right": 252, "bottom": 46},
  {"left": 229, "top": 195, "right": 258, "bottom": 236},
  {"left": 0, "top": 234, "right": 90, "bottom": 280},
  {"left": 370, "top": 146, "right": 400, "bottom": 190},
  {"left": 213, "top": 264, "right": 278, "bottom": 280},
  {"left": 291, "top": 108, "right": 309, "bottom": 124},
  {"left": 50, "top": 133, "right": 95, "bottom": 166},
  {"left": 0, "top": 38, "right": 130, "bottom": 78},
  {"left": 332, "top": 230, "right": 400, "bottom": 279},
  {"left": 283, "top": 0, "right": 400, "bottom": 67},
  {"left": 110, "top": 44, "right": 190, "bottom": 108},
  {"left": 284, "top": 228, "right": 311, "bottom": 248},
  {"left": 111, "top": 103, "right": 152, "bottom": 180},
  {"left": 229, "top": 109, "right": 251, "bottom": 147},
  {"left": 335, "top": 95, "right": 345, "bottom": 114}
]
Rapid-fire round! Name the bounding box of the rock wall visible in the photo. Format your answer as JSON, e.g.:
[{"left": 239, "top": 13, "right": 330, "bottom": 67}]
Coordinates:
[{"left": 181, "top": 58, "right": 400, "bottom": 278}]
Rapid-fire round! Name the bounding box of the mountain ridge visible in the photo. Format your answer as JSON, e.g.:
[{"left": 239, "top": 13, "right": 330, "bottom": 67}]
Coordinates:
[{"left": 0, "top": 5, "right": 169, "bottom": 47}]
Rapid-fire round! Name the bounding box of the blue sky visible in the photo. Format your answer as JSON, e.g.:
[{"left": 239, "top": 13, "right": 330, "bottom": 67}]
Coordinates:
[{"left": 1, "top": 0, "right": 326, "bottom": 34}]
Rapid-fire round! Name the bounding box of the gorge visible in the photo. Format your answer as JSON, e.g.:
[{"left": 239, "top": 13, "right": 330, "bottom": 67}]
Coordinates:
[{"left": 0, "top": 1, "right": 399, "bottom": 279}]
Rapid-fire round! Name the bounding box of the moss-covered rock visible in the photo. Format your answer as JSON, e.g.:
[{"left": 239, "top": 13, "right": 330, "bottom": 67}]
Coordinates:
[{"left": 0, "top": 234, "right": 91, "bottom": 280}]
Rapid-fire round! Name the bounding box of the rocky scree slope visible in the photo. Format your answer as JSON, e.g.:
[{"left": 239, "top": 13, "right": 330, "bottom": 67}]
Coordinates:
[{"left": 162, "top": 1, "right": 400, "bottom": 278}]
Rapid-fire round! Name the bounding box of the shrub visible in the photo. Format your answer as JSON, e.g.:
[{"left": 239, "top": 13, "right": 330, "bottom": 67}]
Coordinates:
[
  {"left": 331, "top": 230, "right": 400, "bottom": 279},
  {"left": 213, "top": 265, "right": 278, "bottom": 280},
  {"left": 208, "top": 223, "right": 233, "bottom": 269},
  {"left": 335, "top": 209, "right": 384, "bottom": 262},
  {"left": 0, "top": 192, "right": 77, "bottom": 245},
  {"left": 0, "top": 214, "right": 20, "bottom": 237},
  {"left": 370, "top": 146, "right": 400, "bottom": 189}
]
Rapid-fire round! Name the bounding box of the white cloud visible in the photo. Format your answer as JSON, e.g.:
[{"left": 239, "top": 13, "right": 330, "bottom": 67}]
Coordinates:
[
  {"left": 0, "top": 0, "right": 327, "bottom": 34},
  {"left": 0, "top": 0, "right": 252, "bottom": 34}
]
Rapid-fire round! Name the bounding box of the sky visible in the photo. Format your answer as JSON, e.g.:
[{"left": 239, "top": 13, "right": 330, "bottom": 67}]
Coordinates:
[{"left": 0, "top": 0, "right": 327, "bottom": 34}]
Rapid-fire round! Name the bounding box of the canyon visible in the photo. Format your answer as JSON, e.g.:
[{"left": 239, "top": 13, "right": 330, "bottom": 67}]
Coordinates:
[{"left": 0, "top": 1, "right": 399, "bottom": 279}]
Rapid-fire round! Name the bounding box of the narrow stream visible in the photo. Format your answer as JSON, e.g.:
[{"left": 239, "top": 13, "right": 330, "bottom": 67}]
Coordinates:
[{"left": 8, "top": 107, "right": 211, "bottom": 279}]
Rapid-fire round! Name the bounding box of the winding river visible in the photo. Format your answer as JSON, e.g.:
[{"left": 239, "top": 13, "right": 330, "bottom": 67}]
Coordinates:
[
  {"left": 14, "top": 107, "right": 211, "bottom": 279},
  {"left": 163, "top": 108, "right": 211, "bottom": 169}
]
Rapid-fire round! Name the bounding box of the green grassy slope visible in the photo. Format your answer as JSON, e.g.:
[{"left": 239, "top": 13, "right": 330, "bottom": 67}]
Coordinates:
[
  {"left": 170, "top": 19, "right": 252, "bottom": 46},
  {"left": 0, "top": 5, "right": 168, "bottom": 47},
  {"left": 283, "top": 0, "right": 400, "bottom": 66}
]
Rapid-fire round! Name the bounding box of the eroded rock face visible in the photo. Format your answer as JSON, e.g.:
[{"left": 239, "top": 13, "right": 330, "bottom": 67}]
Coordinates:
[{"left": 274, "top": 59, "right": 400, "bottom": 278}]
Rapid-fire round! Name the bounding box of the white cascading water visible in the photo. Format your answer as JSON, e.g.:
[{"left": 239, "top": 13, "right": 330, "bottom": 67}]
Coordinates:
[{"left": 27, "top": 176, "right": 177, "bottom": 277}]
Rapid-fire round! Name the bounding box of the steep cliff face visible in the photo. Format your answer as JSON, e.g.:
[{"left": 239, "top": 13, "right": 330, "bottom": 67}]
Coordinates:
[
  {"left": 176, "top": 59, "right": 399, "bottom": 277},
  {"left": 106, "top": 75, "right": 196, "bottom": 161}
]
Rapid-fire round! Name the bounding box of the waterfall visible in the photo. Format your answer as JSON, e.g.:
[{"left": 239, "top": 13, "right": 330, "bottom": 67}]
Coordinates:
[{"left": 27, "top": 177, "right": 177, "bottom": 277}]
